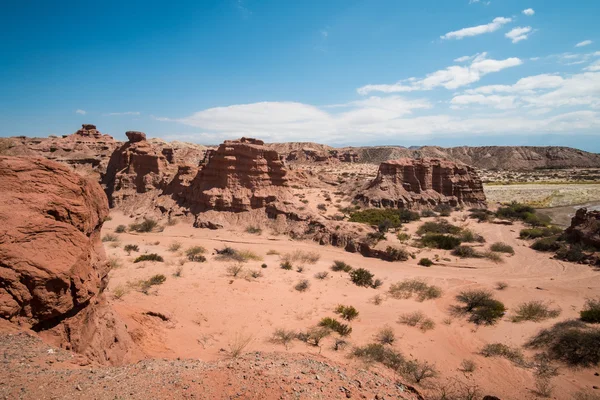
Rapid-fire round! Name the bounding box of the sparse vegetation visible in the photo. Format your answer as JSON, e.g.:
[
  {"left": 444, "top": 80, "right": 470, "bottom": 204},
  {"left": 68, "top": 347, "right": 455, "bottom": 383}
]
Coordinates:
[
  {"left": 227, "top": 263, "right": 244, "bottom": 277},
  {"left": 112, "top": 285, "right": 127, "bottom": 300},
  {"left": 335, "top": 305, "right": 359, "bottom": 321},
  {"left": 349, "top": 208, "right": 419, "bottom": 228},
  {"left": 405, "top": 359, "right": 438, "bottom": 383},
  {"left": 481, "top": 343, "right": 525, "bottom": 366},
  {"left": 297, "top": 326, "right": 330, "bottom": 347},
  {"left": 331, "top": 260, "right": 352, "bottom": 272},
  {"left": 173, "top": 266, "right": 183, "bottom": 277},
  {"left": 245, "top": 226, "right": 262, "bottom": 234},
  {"left": 455, "top": 290, "right": 506, "bottom": 325},
  {"left": 434, "top": 204, "right": 453, "bottom": 217},
  {"left": 102, "top": 233, "right": 119, "bottom": 242},
  {"left": 133, "top": 253, "right": 164, "bottom": 263},
  {"left": 421, "top": 209, "right": 438, "bottom": 218},
  {"left": 399, "top": 311, "right": 435, "bottom": 331},
  {"left": 294, "top": 279, "right": 310, "bottom": 292},
  {"left": 108, "top": 256, "right": 122, "bottom": 269},
  {"left": 281, "top": 250, "right": 320, "bottom": 265},
  {"left": 451, "top": 245, "right": 479, "bottom": 258},
  {"left": 580, "top": 298, "right": 600, "bottom": 323},
  {"left": 351, "top": 343, "right": 405, "bottom": 372},
  {"left": 421, "top": 234, "right": 462, "bottom": 250},
  {"left": 418, "top": 257, "right": 433, "bottom": 267},
  {"left": 349, "top": 268, "right": 376, "bottom": 288},
  {"left": 270, "top": 328, "right": 296, "bottom": 350},
  {"left": 520, "top": 226, "right": 563, "bottom": 239},
  {"left": 496, "top": 202, "right": 551, "bottom": 227},
  {"left": 495, "top": 281, "right": 509, "bottom": 290},
  {"left": 281, "top": 260, "right": 293, "bottom": 270},
  {"left": 490, "top": 242, "right": 514, "bottom": 254},
  {"left": 382, "top": 246, "right": 410, "bottom": 261},
  {"left": 228, "top": 333, "right": 253, "bottom": 358},
  {"left": 417, "top": 220, "right": 462, "bottom": 235},
  {"left": 185, "top": 246, "right": 206, "bottom": 262},
  {"left": 460, "top": 359, "right": 476, "bottom": 373},
  {"left": 129, "top": 218, "right": 159, "bottom": 233},
  {"left": 216, "top": 246, "right": 262, "bottom": 262},
  {"left": 317, "top": 203, "right": 327, "bottom": 211},
  {"left": 319, "top": 317, "right": 352, "bottom": 336},
  {"left": 168, "top": 241, "right": 182, "bottom": 252},
  {"left": 124, "top": 244, "right": 139, "bottom": 255},
  {"left": 375, "top": 326, "right": 396, "bottom": 345},
  {"left": 531, "top": 236, "right": 562, "bottom": 252},
  {"left": 397, "top": 232, "right": 411, "bottom": 242},
  {"left": 115, "top": 225, "right": 127, "bottom": 233},
  {"left": 511, "top": 301, "right": 561, "bottom": 323},
  {"left": 314, "top": 271, "right": 329, "bottom": 280},
  {"left": 137, "top": 274, "right": 167, "bottom": 294},
  {"left": 388, "top": 279, "right": 442, "bottom": 301}
]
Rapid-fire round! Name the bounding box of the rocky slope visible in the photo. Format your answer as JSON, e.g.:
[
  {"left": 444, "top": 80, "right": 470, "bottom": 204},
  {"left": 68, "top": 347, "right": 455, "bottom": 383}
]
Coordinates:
[
  {"left": 356, "top": 158, "right": 487, "bottom": 209},
  {"left": 566, "top": 208, "right": 600, "bottom": 250},
  {"left": 0, "top": 156, "right": 137, "bottom": 365}
]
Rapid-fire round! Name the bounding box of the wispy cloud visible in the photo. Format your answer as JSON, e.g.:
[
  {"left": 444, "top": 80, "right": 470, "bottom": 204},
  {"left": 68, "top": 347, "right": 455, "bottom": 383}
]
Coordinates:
[
  {"left": 236, "top": 0, "right": 252, "bottom": 18},
  {"left": 505, "top": 27, "right": 533, "bottom": 43},
  {"left": 104, "top": 111, "right": 141, "bottom": 116},
  {"left": 522, "top": 8, "right": 535, "bottom": 16},
  {"left": 357, "top": 53, "right": 522, "bottom": 94},
  {"left": 441, "top": 17, "right": 511, "bottom": 40},
  {"left": 320, "top": 30, "right": 328, "bottom": 38},
  {"left": 75, "top": 109, "right": 87, "bottom": 115},
  {"left": 576, "top": 40, "right": 593, "bottom": 47}
]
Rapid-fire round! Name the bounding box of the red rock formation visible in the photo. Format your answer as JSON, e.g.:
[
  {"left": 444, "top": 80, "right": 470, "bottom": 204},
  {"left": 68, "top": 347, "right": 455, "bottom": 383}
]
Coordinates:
[
  {"left": 566, "top": 208, "right": 600, "bottom": 249},
  {"left": 184, "top": 138, "right": 291, "bottom": 212},
  {"left": 0, "top": 156, "right": 136, "bottom": 364},
  {"left": 357, "top": 158, "right": 486, "bottom": 209}
]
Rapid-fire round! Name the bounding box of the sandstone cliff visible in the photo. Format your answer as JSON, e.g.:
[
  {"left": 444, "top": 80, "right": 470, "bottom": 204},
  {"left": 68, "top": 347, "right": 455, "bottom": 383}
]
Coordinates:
[
  {"left": 566, "top": 208, "right": 600, "bottom": 250},
  {"left": 0, "top": 156, "right": 136, "bottom": 365},
  {"left": 357, "top": 158, "right": 486, "bottom": 209}
]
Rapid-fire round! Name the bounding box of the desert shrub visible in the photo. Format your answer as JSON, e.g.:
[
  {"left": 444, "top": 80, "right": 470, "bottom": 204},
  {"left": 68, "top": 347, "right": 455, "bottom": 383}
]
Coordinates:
[
  {"left": 417, "top": 220, "right": 462, "bottom": 235},
  {"left": 108, "top": 256, "right": 122, "bottom": 269},
  {"left": 335, "top": 305, "right": 359, "bottom": 321},
  {"left": 383, "top": 246, "right": 410, "bottom": 261},
  {"left": 173, "top": 266, "right": 183, "bottom": 277},
  {"left": 294, "top": 279, "right": 310, "bottom": 292},
  {"left": 512, "top": 301, "right": 561, "bottom": 322},
  {"left": 227, "top": 263, "right": 244, "bottom": 277},
  {"left": 281, "top": 250, "right": 320, "bottom": 265},
  {"left": 404, "top": 359, "right": 438, "bottom": 383},
  {"left": 366, "top": 231, "right": 387, "bottom": 243},
  {"left": 297, "top": 326, "right": 330, "bottom": 346},
  {"left": 115, "top": 225, "right": 127, "bottom": 233},
  {"left": 527, "top": 320, "right": 600, "bottom": 367},
  {"left": 483, "top": 251, "right": 503, "bottom": 263},
  {"left": 470, "top": 209, "right": 494, "bottom": 222},
  {"left": 397, "top": 232, "right": 411, "bottom": 242},
  {"left": 421, "top": 234, "right": 462, "bottom": 250},
  {"left": 296, "top": 265, "right": 305, "bottom": 273},
  {"left": 556, "top": 244, "right": 587, "bottom": 262},
  {"left": 168, "top": 241, "right": 182, "bottom": 252},
  {"left": 266, "top": 249, "right": 280, "bottom": 255},
  {"left": 102, "top": 233, "right": 119, "bottom": 242},
  {"left": 349, "top": 268, "right": 374, "bottom": 287},
  {"left": 371, "top": 278, "right": 383, "bottom": 289},
  {"left": 452, "top": 245, "right": 479, "bottom": 258},
  {"left": 270, "top": 328, "right": 296, "bottom": 350},
  {"left": 421, "top": 209, "right": 437, "bottom": 218},
  {"left": 481, "top": 343, "right": 525, "bottom": 365},
  {"left": 185, "top": 246, "right": 206, "bottom": 262},
  {"left": 495, "top": 281, "right": 508, "bottom": 290},
  {"left": 134, "top": 253, "right": 164, "bottom": 263},
  {"left": 418, "top": 258, "right": 433, "bottom": 267},
  {"left": 399, "top": 311, "right": 435, "bottom": 331},
  {"left": 455, "top": 290, "right": 505, "bottom": 325},
  {"left": 580, "top": 298, "right": 600, "bottom": 323},
  {"left": 520, "top": 226, "right": 563, "bottom": 239},
  {"left": 460, "top": 359, "right": 476, "bottom": 373},
  {"left": 351, "top": 343, "right": 405, "bottom": 371},
  {"left": 534, "top": 376, "right": 554, "bottom": 398},
  {"left": 388, "top": 279, "right": 442, "bottom": 301},
  {"left": 349, "top": 208, "right": 419, "bottom": 228},
  {"left": 280, "top": 261, "right": 293, "bottom": 270},
  {"left": 331, "top": 260, "right": 352, "bottom": 272},
  {"left": 490, "top": 242, "right": 514, "bottom": 254},
  {"left": 573, "top": 391, "right": 600, "bottom": 400},
  {"left": 456, "top": 290, "right": 493, "bottom": 312},
  {"left": 314, "top": 271, "right": 329, "bottom": 280},
  {"left": 495, "top": 202, "right": 536, "bottom": 221},
  {"left": 317, "top": 203, "right": 327, "bottom": 211},
  {"left": 245, "top": 226, "right": 262, "bottom": 234},
  {"left": 434, "top": 204, "right": 453, "bottom": 217},
  {"left": 124, "top": 244, "right": 139, "bottom": 255},
  {"left": 112, "top": 285, "right": 127, "bottom": 300},
  {"left": 216, "top": 247, "right": 261, "bottom": 262},
  {"left": 129, "top": 218, "right": 158, "bottom": 233},
  {"left": 228, "top": 333, "right": 253, "bottom": 358},
  {"left": 531, "top": 236, "right": 562, "bottom": 252},
  {"left": 375, "top": 326, "right": 396, "bottom": 345},
  {"left": 138, "top": 274, "right": 167, "bottom": 294},
  {"left": 248, "top": 270, "right": 263, "bottom": 279},
  {"left": 319, "top": 317, "right": 352, "bottom": 336},
  {"left": 459, "top": 229, "right": 485, "bottom": 243}
]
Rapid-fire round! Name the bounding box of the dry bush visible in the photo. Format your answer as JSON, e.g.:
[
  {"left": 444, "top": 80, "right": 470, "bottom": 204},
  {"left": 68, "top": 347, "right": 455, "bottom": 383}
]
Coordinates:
[
  {"left": 335, "top": 305, "right": 359, "bottom": 321},
  {"left": 314, "top": 271, "right": 329, "bottom": 280},
  {"left": 124, "top": 244, "right": 139, "bottom": 255},
  {"left": 112, "top": 285, "right": 127, "bottom": 300},
  {"left": 134, "top": 253, "right": 164, "bottom": 263},
  {"left": 115, "top": 225, "right": 127, "bottom": 233},
  {"left": 398, "top": 311, "right": 436, "bottom": 332},
  {"left": 297, "top": 326, "right": 330, "bottom": 347},
  {"left": 129, "top": 218, "right": 158, "bottom": 233},
  {"left": 460, "top": 359, "right": 476, "bottom": 373},
  {"left": 534, "top": 376, "right": 554, "bottom": 398},
  {"left": 245, "top": 226, "right": 262, "bottom": 234},
  {"left": 280, "top": 261, "right": 293, "bottom": 270},
  {"left": 319, "top": 317, "right": 352, "bottom": 336},
  {"left": 434, "top": 378, "right": 481, "bottom": 400},
  {"left": 573, "top": 391, "right": 600, "bottom": 400},
  {"left": 108, "top": 256, "right": 122, "bottom": 269},
  {"left": 102, "top": 233, "right": 119, "bottom": 242},
  {"left": 404, "top": 359, "right": 438, "bottom": 383},
  {"left": 173, "top": 266, "right": 183, "bottom": 277},
  {"left": 282, "top": 250, "right": 320, "bottom": 265},
  {"left": 227, "top": 263, "right": 244, "bottom": 277},
  {"left": 580, "top": 297, "right": 600, "bottom": 323},
  {"left": 495, "top": 281, "right": 508, "bottom": 290},
  {"left": 511, "top": 300, "right": 561, "bottom": 323},
  {"left": 490, "top": 242, "right": 515, "bottom": 254},
  {"left": 266, "top": 249, "right": 280, "bottom": 255},
  {"left": 371, "top": 294, "right": 383, "bottom": 305},
  {"left": 351, "top": 343, "right": 405, "bottom": 372},
  {"left": 248, "top": 270, "right": 263, "bottom": 279},
  {"left": 186, "top": 246, "right": 206, "bottom": 262},
  {"left": 388, "top": 279, "right": 442, "bottom": 301},
  {"left": 481, "top": 343, "right": 526, "bottom": 366},
  {"left": 228, "top": 333, "right": 253, "bottom": 358},
  {"left": 294, "top": 279, "right": 310, "bottom": 292},
  {"left": 270, "top": 328, "right": 296, "bottom": 350},
  {"left": 331, "top": 260, "right": 352, "bottom": 272},
  {"left": 375, "top": 326, "right": 396, "bottom": 345},
  {"left": 168, "top": 241, "right": 182, "bottom": 252},
  {"left": 296, "top": 266, "right": 304, "bottom": 273}
]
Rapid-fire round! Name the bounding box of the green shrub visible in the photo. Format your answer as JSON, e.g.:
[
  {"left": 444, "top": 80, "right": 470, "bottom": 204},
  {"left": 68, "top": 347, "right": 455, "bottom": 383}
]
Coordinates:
[
  {"left": 418, "top": 258, "right": 433, "bottom": 267},
  {"left": 481, "top": 343, "right": 525, "bottom": 365},
  {"left": 318, "top": 317, "right": 352, "bottom": 336},
  {"left": 490, "top": 242, "right": 515, "bottom": 254},
  {"left": 520, "top": 226, "right": 563, "bottom": 239},
  {"left": 388, "top": 279, "right": 442, "bottom": 301},
  {"left": 397, "top": 232, "right": 411, "bottom": 242},
  {"left": 581, "top": 298, "right": 600, "bottom": 323},
  {"left": 470, "top": 209, "right": 494, "bottom": 222},
  {"left": 556, "top": 244, "right": 587, "bottom": 262},
  {"left": 124, "top": 244, "right": 139, "bottom": 254},
  {"left": 294, "top": 279, "right": 310, "bottom": 292},
  {"left": 452, "top": 245, "right": 479, "bottom": 258},
  {"left": 331, "top": 260, "right": 352, "bottom": 272},
  {"left": 455, "top": 290, "right": 493, "bottom": 312},
  {"left": 129, "top": 218, "right": 158, "bottom": 233},
  {"left": 366, "top": 231, "right": 386, "bottom": 243},
  {"left": 349, "top": 268, "right": 374, "bottom": 288},
  {"left": 512, "top": 301, "right": 561, "bottom": 322},
  {"left": 102, "top": 233, "right": 119, "bottom": 242},
  {"left": 459, "top": 229, "right": 485, "bottom": 243},
  {"left": 496, "top": 202, "right": 535, "bottom": 220},
  {"left": 383, "top": 246, "right": 410, "bottom": 261},
  {"left": 349, "top": 208, "right": 419, "bottom": 228},
  {"left": 469, "top": 299, "right": 506, "bottom": 325},
  {"left": 186, "top": 246, "right": 207, "bottom": 262},
  {"left": 531, "top": 236, "right": 562, "bottom": 252},
  {"left": 115, "top": 225, "right": 127, "bottom": 233},
  {"left": 420, "top": 209, "right": 437, "bottom": 218},
  {"left": 351, "top": 343, "right": 405, "bottom": 371},
  {"left": 434, "top": 204, "right": 453, "bottom": 217},
  {"left": 134, "top": 253, "right": 164, "bottom": 263},
  {"left": 421, "top": 234, "right": 461, "bottom": 250},
  {"left": 335, "top": 305, "right": 359, "bottom": 321},
  {"left": 417, "top": 220, "right": 462, "bottom": 235}
]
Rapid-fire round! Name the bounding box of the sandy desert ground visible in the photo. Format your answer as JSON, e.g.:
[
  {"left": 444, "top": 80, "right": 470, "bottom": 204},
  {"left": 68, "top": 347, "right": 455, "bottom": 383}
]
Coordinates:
[{"left": 101, "top": 209, "right": 600, "bottom": 400}]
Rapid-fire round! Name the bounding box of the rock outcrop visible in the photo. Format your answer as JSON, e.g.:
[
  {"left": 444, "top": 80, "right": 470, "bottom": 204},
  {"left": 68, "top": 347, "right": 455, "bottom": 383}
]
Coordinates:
[
  {"left": 0, "top": 156, "right": 136, "bottom": 364},
  {"left": 357, "top": 158, "right": 486, "bottom": 209},
  {"left": 565, "top": 208, "right": 600, "bottom": 249},
  {"left": 183, "top": 138, "right": 291, "bottom": 213}
]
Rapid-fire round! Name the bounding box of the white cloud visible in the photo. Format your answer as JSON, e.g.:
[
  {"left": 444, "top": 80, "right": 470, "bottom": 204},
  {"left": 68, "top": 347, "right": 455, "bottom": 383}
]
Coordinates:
[
  {"left": 505, "top": 27, "right": 532, "bottom": 43},
  {"left": 105, "top": 111, "right": 141, "bottom": 116},
  {"left": 585, "top": 60, "right": 600, "bottom": 72},
  {"left": 466, "top": 74, "right": 564, "bottom": 94},
  {"left": 522, "top": 8, "right": 535, "bottom": 16},
  {"left": 576, "top": 40, "right": 593, "bottom": 47},
  {"left": 75, "top": 109, "right": 87, "bottom": 115},
  {"left": 441, "top": 17, "right": 512, "bottom": 40},
  {"left": 451, "top": 94, "right": 517, "bottom": 109},
  {"left": 357, "top": 53, "right": 522, "bottom": 94}
]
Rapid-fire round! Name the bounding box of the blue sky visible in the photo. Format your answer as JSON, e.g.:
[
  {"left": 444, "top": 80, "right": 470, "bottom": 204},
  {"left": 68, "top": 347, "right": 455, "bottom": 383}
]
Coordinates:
[{"left": 1, "top": 0, "right": 600, "bottom": 151}]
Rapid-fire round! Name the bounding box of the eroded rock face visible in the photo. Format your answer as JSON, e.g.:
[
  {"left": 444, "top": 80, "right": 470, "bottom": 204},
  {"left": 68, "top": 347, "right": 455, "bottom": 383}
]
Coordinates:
[
  {"left": 357, "top": 158, "right": 486, "bottom": 209},
  {"left": 183, "top": 138, "right": 291, "bottom": 212},
  {"left": 0, "top": 156, "right": 135, "bottom": 364},
  {"left": 566, "top": 208, "right": 600, "bottom": 249}
]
